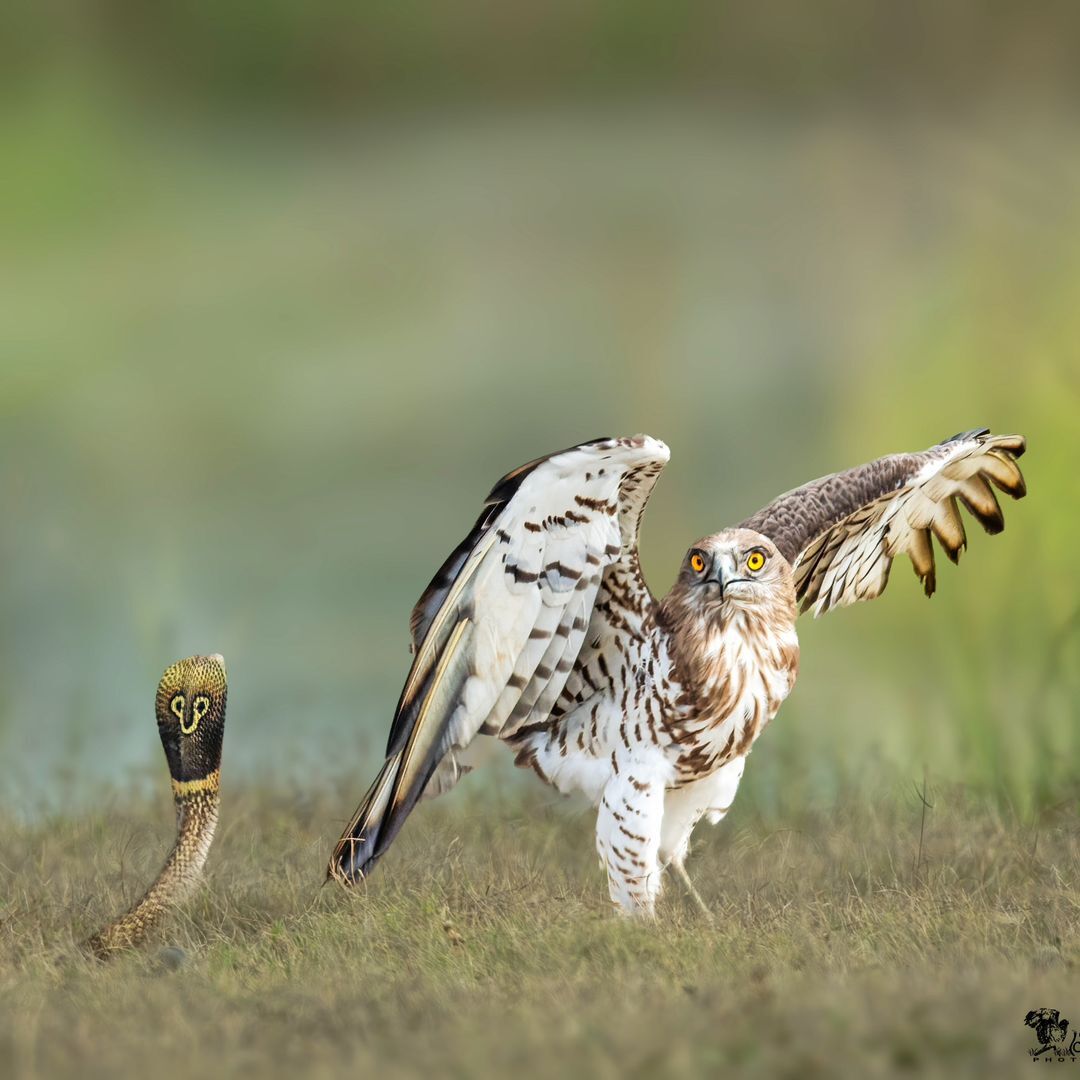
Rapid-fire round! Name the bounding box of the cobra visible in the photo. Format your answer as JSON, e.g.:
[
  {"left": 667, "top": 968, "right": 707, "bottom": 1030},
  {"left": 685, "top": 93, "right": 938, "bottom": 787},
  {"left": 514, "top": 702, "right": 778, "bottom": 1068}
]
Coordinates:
[{"left": 85, "top": 654, "right": 227, "bottom": 957}]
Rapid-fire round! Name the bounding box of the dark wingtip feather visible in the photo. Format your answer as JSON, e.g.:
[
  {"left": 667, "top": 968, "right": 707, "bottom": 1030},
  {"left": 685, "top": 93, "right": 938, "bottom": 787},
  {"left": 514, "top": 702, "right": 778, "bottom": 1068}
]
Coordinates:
[
  {"left": 995, "top": 433, "right": 1027, "bottom": 458},
  {"left": 987, "top": 468, "right": 1027, "bottom": 501},
  {"left": 327, "top": 839, "right": 377, "bottom": 885},
  {"left": 328, "top": 817, "right": 382, "bottom": 884},
  {"left": 327, "top": 756, "right": 401, "bottom": 886},
  {"left": 930, "top": 498, "right": 966, "bottom": 564},
  {"left": 958, "top": 494, "right": 1005, "bottom": 535},
  {"left": 921, "top": 565, "right": 937, "bottom": 598},
  {"left": 943, "top": 427, "right": 990, "bottom": 444}
]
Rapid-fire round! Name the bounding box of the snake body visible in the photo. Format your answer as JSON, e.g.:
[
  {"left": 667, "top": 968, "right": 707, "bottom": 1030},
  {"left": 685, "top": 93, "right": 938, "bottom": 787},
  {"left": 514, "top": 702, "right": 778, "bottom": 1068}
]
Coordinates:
[{"left": 85, "top": 654, "right": 227, "bottom": 958}]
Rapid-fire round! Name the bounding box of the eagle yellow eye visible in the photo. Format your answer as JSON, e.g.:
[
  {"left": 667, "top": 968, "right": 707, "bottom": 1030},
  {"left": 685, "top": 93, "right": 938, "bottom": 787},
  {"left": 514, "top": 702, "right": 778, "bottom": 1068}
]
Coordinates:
[
  {"left": 690, "top": 553, "right": 706, "bottom": 573},
  {"left": 746, "top": 551, "right": 766, "bottom": 573}
]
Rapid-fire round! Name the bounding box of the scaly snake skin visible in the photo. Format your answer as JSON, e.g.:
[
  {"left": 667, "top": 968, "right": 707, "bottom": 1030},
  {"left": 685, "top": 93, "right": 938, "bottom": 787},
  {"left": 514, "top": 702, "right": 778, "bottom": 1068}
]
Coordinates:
[{"left": 85, "top": 655, "right": 227, "bottom": 958}]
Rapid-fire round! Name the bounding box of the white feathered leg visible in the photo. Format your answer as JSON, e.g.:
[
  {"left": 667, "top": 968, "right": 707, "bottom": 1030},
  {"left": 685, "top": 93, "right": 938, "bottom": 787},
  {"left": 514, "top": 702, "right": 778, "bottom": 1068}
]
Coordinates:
[{"left": 596, "top": 764, "right": 667, "bottom": 917}]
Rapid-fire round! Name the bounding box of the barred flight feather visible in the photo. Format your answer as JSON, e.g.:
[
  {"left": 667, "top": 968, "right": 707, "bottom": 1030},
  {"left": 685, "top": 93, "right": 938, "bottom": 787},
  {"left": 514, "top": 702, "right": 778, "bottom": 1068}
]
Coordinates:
[
  {"left": 330, "top": 436, "right": 671, "bottom": 882},
  {"left": 741, "top": 430, "right": 1027, "bottom": 616}
]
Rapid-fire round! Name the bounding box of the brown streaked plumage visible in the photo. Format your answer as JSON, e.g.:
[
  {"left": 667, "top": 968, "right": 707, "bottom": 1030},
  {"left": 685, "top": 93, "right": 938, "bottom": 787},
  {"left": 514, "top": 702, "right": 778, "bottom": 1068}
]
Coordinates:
[
  {"left": 329, "top": 430, "right": 1026, "bottom": 916},
  {"left": 85, "top": 654, "right": 227, "bottom": 957},
  {"left": 738, "top": 428, "right": 1026, "bottom": 613}
]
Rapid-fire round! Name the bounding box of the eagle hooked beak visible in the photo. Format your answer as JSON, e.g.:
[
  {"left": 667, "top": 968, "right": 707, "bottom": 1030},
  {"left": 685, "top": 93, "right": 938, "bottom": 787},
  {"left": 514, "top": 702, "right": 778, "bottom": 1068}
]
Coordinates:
[
  {"left": 707, "top": 564, "right": 728, "bottom": 599},
  {"left": 706, "top": 555, "right": 749, "bottom": 600}
]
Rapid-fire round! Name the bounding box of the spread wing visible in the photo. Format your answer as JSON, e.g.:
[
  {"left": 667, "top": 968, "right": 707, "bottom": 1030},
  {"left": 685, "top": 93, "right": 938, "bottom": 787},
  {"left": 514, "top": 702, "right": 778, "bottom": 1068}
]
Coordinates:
[
  {"left": 737, "top": 429, "right": 1027, "bottom": 616},
  {"left": 329, "top": 435, "right": 670, "bottom": 882}
]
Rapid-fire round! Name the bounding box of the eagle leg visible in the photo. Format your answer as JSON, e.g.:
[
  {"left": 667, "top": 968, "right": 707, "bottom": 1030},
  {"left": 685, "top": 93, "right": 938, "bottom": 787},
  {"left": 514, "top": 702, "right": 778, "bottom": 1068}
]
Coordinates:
[
  {"left": 596, "top": 767, "right": 666, "bottom": 917},
  {"left": 669, "top": 860, "right": 714, "bottom": 921}
]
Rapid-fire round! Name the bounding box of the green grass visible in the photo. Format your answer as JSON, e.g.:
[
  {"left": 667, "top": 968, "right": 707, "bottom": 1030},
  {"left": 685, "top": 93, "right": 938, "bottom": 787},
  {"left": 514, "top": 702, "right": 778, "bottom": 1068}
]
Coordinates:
[{"left": 3, "top": 783, "right": 1079, "bottom": 1077}]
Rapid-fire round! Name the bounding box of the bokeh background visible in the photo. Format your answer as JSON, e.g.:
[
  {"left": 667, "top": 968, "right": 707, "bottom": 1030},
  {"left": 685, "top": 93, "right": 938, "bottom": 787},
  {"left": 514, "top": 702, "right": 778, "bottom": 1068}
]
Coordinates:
[{"left": 1, "top": 2, "right": 1077, "bottom": 823}]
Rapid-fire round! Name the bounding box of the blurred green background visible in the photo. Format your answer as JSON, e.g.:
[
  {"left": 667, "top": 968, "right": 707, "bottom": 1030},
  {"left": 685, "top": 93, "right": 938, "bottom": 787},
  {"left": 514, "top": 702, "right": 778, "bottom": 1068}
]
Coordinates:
[{"left": 1, "top": 2, "right": 1077, "bottom": 818}]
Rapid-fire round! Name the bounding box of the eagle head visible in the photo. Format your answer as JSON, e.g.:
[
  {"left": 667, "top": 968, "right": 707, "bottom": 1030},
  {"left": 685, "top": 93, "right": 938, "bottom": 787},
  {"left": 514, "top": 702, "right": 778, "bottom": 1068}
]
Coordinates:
[{"left": 666, "top": 528, "right": 796, "bottom": 624}]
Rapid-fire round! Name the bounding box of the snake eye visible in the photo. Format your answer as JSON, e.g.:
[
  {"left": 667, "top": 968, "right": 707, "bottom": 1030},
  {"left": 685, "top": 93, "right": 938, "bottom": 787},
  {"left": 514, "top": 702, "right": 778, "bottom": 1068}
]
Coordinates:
[
  {"left": 690, "top": 553, "right": 706, "bottom": 574},
  {"left": 170, "top": 694, "right": 186, "bottom": 722},
  {"left": 746, "top": 550, "right": 766, "bottom": 573}
]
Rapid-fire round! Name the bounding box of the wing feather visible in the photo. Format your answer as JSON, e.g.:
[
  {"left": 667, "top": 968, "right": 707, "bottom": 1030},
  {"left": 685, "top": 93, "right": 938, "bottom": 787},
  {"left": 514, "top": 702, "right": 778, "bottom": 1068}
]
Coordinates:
[
  {"left": 329, "top": 435, "right": 670, "bottom": 881},
  {"left": 740, "top": 429, "right": 1027, "bottom": 617},
  {"left": 505, "top": 581, "right": 599, "bottom": 735},
  {"left": 521, "top": 587, "right": 596, "bottom": 728},
  {"left": 955, "top": 474, "right": 1004, "bottom": 533}
]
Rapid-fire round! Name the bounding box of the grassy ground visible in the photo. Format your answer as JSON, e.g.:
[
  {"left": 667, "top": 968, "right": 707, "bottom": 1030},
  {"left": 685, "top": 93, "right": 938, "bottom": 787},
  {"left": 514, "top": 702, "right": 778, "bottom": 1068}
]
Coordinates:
[
  {"left": 4, "top": 8, "right": 1079, "bottom": 1076},
  {"left": 3, "top": 782, "right": 1079, "bottom": 1078}
]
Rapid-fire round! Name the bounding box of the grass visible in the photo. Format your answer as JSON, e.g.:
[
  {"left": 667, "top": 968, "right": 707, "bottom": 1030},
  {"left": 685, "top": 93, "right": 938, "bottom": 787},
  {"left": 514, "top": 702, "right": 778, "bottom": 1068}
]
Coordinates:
[{"left": 3, "top": 781, "right": 1079, "bottom": 1077}]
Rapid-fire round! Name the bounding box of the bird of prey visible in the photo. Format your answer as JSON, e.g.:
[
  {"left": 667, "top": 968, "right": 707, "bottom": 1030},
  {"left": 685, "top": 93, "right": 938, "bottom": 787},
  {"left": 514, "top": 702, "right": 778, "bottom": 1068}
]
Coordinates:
[{"left": 329, "top": 430, "right": 1027, "bottom": 916}]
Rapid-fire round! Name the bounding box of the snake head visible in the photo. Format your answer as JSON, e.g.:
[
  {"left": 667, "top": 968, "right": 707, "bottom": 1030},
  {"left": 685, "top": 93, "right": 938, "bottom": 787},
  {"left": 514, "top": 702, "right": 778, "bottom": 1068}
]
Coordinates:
[{"left": 155, "top": 654, "right": 228, "bottom": 787}]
